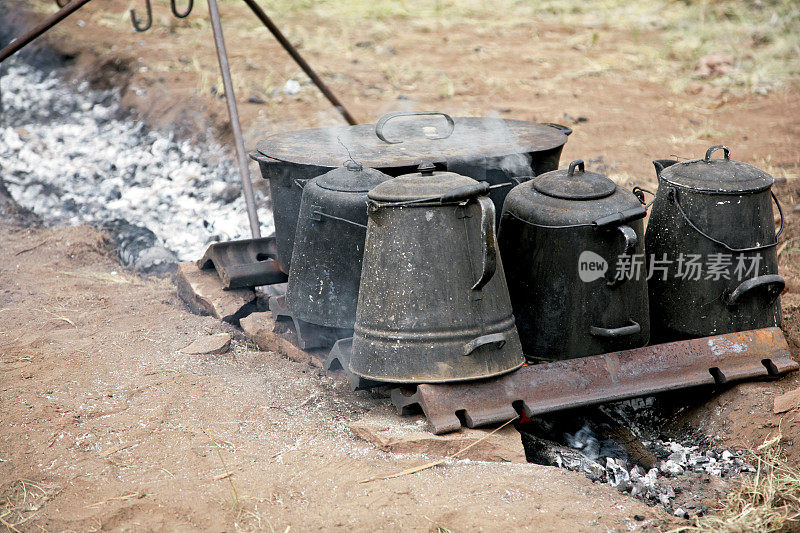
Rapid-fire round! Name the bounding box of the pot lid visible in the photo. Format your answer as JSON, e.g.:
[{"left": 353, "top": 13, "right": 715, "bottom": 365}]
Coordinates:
[
  {"left": 532, "top": 160, "right": 616, "bottom": 200},
  {"left": 314, "top": 161, "right": 390, "bottom": 193},
  {"left": 368, "top": 163, "right": 481, "bottom": 203},
  {"left": 255, "top": 113, "right": 571, "bottom": 168},
  {"left": 659, "top": 145, "right": 774, "bottom": 193}
]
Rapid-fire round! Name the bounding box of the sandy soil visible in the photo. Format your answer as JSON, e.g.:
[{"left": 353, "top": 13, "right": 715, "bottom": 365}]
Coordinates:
[
  {"left": 0, "top": 212, "right": 677, "bottom": 531},
  {"left": 2, "top": 2, "right": 800, "bottom": 531}
]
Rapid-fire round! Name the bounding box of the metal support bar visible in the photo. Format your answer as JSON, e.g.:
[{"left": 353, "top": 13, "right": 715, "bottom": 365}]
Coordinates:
[
  {"left": 240, "top": 0, "right": 358, "bottom": 125},
  {"left": 392, "top": 327, "right": 799, "bottom": 434},
  {"left": 206, "top": 0, "right": 261, "bottom": 239},
  {"left": 0, "top": 0, "right": 95, "bottom": 64}
]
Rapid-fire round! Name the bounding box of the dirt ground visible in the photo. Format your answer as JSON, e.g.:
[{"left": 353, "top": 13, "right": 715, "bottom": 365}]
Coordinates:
[
  {"left": 2, "top": 1, "right": 800, "bottom": 531},
  {"left": 0, "top": 213, "right": 680, "bottom": 531}
]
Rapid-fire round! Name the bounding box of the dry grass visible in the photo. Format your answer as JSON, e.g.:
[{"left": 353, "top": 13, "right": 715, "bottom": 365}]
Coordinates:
[
  {"left": 25, "top": 0, "right": 800, "bottom": 98},
  {"left": 674, "top": 431, "right": 800, "bottom": 533},
  {"left": 0, "top": 479, "right": 56, "bottom": 532}
]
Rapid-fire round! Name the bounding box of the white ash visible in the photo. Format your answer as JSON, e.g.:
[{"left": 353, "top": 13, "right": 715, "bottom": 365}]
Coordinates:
[
  {"left": 542, "top": 401, "right": 757, "bottom": 515},
  {"left": 0, "top": 56, "right": 273, "bottom": 263}
]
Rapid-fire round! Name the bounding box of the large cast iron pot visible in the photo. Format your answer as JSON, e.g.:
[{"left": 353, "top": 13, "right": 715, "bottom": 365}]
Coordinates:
[
  {"left": 498, "top": 160, "right": 650, "bottom": 360},
  {"left": 646, "top": 145, "right": 785, "bottom": 342},
  {"left": 286, "top": 162, "right": 391, "bottom": 329},
  {"left": 349, "top": 166, "right": 525, "bottom": 383},
  {"left": 250, "top": 112, "right": 572, "bottom": 273}
]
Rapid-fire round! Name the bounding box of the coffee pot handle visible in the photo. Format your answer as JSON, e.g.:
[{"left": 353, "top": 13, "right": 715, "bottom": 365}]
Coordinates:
[
  {"left": 726, "top": 274, "right": 785, "bottom": 307},
  {"left": 589, "top": 320, "right": 641, "bottom": 338},
  {"left": 471, "top": 196, "right": 497, "bottom": 291},
  {"left": 606, "top": 224, "right": 637, "bottom": 288},
  {"left": 463, "top": 332, "right": 507, "bottom": 356},
  {"left": 375, "top": 112, "right": 455, "bottom": 144}
]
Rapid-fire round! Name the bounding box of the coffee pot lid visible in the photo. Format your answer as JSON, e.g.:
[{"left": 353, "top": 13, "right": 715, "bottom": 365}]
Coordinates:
[
  {"left": 658, "top": 145, "right": 774, "bottom": 193},
  {"left": 315, "top": 160, "right": 391, "bottom": 193},
  {"left": 367, "top": 163, "right": 481, "bottom": 203},
  {"left": 532, "top": 160, "right": 616, "bottom": 200}
]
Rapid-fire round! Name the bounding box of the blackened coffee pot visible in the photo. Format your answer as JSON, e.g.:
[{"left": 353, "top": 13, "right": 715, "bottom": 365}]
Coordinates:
[
  {"left": 286, "top": 161, "right": 391, "bottom": 329},
  {"left": 498, "top": 160, "right": 650, "bottom": 360},
  {"left": 349, "top": 165, "right": 525, "bottom": 383},
  {"left": 646, "top": 145, "right": 784, "bottom": 342}
]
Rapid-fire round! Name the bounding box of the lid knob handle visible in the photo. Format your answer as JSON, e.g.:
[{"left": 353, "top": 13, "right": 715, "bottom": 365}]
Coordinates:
[
  {"left": 375, "top": 111, "right": 455, "bottom": 144},
  {"left": 418, "top": 162, "right": 436, "bottom": 176},
  {"left": 704, "top": 145, "right": 730, "bottom": 161},
  {"left": 345, "top": 160, "right": 363, "bottom": 172},
  {"left": 567, "top": 159, "right": 585, "bottom": 176}
]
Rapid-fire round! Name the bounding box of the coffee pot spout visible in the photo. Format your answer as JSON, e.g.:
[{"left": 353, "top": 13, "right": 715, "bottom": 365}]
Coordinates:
[{"left": 653, "top": 159, "right": 678, "bottom": 180}]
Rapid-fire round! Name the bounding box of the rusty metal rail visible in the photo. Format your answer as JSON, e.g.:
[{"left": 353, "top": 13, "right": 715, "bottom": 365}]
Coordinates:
[{"left": 391, "top": 327, "right": 799, "bottom": 434}]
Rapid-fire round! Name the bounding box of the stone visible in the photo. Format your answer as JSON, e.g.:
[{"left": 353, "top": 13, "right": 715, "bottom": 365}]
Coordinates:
[
  {"left": 721, "top": 450, "right": 733, "bottom": 461},
  {"left": 673, "top": 507, "right": 688, "bottom": 519},
  {"left": 348, "top": 417, "right": 527, "bottom": 463},
  {"left": 175, "top": 262, "right": 256, "bottom": 325},
  {"left": 630, "top": 465, "right": 646, "bottom": 480},
  {"left": 606, "top": 457, "right": 632, "bottom": 492},
  {"left": 773, "top": 387, "right": 800, "bottom": 414},
  {"left": 239, "top": 312, "right": 324, "bottom": 368},
  {"left": 668, "top": 449, "right": 686, "bottom": 464},
  {"left": 660, "top": 460, "right": 684, "bottom": 476},
  {"left": 581, "top": 459, "right": 607, "bottom": 482},
  {"left": 180, "top": 333, "right": 231, "bottom": 355}
]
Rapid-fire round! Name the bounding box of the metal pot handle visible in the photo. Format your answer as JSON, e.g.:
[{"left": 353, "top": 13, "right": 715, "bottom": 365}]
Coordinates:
[
  {"left": 632, "top": 186, "right": 656, "bottom": 209},
  {"left": 726, "top": 274, "right": 785, "bottom": 307},
  {"left": 589, "top": 320, "right": 641, "bottom": 338},
  {"left": 568, "top": 159, "right": 585, "bottom": 175},
  {"left": 471, "top": 196, "right": 497, "bottom": 291},
  {"left": 705, "top": 145, "right": 730, "bottom": 161},
  {"left": 375, "top": 112, "right": 455, "bottom": 144},
  {"left": 606, "top": 224, "right": 637, "bottom": 288},
  {"left": 463, "top": 332, "right": 507, "bottom": 356},
  {"left": 543, "top": 123, "right": 573, "bottom": 136},
  {"left": 669, "top": 188, "right": 784, "bottom": 252}
]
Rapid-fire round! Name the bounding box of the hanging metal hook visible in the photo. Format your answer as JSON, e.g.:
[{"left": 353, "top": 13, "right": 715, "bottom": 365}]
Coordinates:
[
  {"left": 130, "top": 0, "right": 153, "bottom": 32},
  {"left": 170, "top": 0, "right": 193, "bottom": 18},
  {"left": 55, "top": 0, "right": 71, "bottom": 7}
]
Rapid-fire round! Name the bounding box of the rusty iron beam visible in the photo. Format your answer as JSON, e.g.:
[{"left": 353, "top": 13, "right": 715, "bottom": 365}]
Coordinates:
[
  {"left": 197, "top": 236, "right": 286, "bottom": 289},
  {"left": 0, "top": 0, "right": 95, "bottom": 64},
  {"left": 240, "top": 0, "right": 358, "bottom": 125},
  {"left": 392, "top": 327, "right": 799, "bottom": 434},
  {"left": 324, "top": 337, "right": 382, "bottom": 391}
]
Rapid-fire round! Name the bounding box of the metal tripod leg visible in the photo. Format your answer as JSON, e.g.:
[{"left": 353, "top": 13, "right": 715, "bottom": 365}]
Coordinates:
[{"left": 206, "top": 0, "right": 261, "bottom": 239}]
